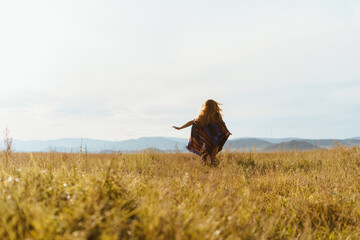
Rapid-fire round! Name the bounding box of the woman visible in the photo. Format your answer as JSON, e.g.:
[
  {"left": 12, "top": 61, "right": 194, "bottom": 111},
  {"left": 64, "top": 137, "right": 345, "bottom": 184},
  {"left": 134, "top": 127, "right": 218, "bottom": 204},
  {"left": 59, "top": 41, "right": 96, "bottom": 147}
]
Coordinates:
[{"left": 173, "top": 99, "right": 231, "bottom": 166}]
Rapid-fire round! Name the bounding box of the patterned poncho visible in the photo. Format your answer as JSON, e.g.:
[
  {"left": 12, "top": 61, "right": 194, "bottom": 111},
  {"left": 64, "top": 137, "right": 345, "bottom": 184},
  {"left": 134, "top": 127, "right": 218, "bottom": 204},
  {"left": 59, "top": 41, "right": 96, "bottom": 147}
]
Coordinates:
[{"left": 186, "top": 119, "right": 231, "bottom": 158}]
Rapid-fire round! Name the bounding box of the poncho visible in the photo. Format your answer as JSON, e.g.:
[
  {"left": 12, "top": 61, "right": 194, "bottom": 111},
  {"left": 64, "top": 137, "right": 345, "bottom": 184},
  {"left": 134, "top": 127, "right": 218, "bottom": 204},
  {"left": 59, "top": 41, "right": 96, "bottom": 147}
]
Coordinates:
[{"left": 186, "top": 119, "right": 231, "bottom": 158}]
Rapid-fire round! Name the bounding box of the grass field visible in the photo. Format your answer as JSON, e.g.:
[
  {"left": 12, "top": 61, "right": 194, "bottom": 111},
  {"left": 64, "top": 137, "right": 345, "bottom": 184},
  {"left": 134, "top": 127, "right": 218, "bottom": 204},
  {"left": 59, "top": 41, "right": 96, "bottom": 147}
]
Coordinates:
[{"left": 1, "top": 146, "right": 360, "bottom": 239}]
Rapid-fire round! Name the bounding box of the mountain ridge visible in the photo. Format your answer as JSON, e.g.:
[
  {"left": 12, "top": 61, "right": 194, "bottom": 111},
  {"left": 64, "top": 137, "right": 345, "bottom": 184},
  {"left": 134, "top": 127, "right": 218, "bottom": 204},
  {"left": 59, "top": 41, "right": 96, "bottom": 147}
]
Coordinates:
[{"left": 1, "top": 137, "right": 359, "bottom": 153}]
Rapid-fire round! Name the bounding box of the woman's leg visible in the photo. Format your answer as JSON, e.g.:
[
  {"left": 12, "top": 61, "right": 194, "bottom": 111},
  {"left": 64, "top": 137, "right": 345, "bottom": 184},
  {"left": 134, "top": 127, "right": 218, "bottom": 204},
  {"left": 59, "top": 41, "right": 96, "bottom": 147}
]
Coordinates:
[
  {"left": 211, "top": 146, "right": 219, "bottom": 166},
  {"left": 200, "top": 143, "right": 211, "bottom": 166},
  {"left": 202, "top": 154, "right": 211, "bottom": 166}
]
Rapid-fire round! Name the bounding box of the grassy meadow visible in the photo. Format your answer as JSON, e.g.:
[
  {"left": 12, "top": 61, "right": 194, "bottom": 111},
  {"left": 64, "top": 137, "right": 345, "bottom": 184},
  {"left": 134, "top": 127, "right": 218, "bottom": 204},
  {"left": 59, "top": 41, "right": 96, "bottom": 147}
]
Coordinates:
[{"left": 1, "top": 146, "right": 360, "bottom": 239}]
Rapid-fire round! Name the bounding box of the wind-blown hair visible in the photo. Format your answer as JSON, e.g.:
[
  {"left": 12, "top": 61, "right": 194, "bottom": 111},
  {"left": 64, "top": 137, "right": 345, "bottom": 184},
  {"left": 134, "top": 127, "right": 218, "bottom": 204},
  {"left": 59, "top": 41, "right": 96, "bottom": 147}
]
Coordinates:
[{"left": 196, "top": 99, "right": 223, "bottom": 127}]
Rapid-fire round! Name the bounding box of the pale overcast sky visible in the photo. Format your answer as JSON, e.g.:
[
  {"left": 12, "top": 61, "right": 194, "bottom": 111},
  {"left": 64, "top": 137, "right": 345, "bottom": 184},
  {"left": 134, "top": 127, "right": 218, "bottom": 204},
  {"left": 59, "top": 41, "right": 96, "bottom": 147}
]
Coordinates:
[{"left": 0, "top": 0, "right": 359, "bottom": 140}]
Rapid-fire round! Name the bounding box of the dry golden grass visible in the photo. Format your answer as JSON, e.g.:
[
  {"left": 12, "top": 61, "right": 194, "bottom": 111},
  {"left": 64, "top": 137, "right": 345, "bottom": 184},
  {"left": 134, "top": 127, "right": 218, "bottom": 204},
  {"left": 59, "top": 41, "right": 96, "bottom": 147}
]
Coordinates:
[{"left": 1, "top": 146, "right": 360, "bottom": 239}]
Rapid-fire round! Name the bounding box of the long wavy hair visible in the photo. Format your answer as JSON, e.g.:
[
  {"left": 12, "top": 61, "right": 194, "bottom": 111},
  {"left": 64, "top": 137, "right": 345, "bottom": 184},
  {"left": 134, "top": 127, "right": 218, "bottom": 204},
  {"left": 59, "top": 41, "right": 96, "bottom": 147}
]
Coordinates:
[{"left": 196, "top": 99, "right": 223, "bottom": 126}]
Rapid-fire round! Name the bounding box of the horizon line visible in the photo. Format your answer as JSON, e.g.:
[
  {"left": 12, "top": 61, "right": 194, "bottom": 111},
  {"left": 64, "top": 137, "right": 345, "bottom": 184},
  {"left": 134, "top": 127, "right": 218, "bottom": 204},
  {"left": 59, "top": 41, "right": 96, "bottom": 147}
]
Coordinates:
[{"left": 8, "top": 136, "right": 360, "bottom": 142}]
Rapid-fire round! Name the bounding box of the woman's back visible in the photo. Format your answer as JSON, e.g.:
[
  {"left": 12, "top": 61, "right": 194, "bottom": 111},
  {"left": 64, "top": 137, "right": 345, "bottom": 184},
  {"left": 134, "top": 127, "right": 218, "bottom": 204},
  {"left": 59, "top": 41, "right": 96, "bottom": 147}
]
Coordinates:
[{"left": 193, "top": 118, "right": 229, "bottom": 148}]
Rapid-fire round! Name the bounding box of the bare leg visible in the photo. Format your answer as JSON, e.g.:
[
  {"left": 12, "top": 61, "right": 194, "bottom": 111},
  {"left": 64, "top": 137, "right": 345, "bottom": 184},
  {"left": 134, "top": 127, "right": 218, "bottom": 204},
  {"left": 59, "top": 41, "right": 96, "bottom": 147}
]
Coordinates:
[
  {"left": 200, "top": 143, "right": 212, "bottom": 166},
  {"left": 211, "top": 146, "right": 219, "bottom": 166},
  {"left": 202, "top": 155, "right": 211, "bottom": 166}
]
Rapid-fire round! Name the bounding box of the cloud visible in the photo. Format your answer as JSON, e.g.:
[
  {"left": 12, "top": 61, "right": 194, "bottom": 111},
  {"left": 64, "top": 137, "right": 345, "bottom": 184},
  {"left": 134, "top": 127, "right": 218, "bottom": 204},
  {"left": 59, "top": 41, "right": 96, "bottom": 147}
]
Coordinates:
[{"left": 0, "top": 0, "right": 359, "bottom": 140}]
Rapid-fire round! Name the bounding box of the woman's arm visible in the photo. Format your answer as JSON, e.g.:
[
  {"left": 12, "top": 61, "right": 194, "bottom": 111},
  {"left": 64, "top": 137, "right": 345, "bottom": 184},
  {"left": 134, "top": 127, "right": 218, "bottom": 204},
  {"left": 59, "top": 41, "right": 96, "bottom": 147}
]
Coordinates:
[{"left": 172, "top": 120, "right": 193, "bottom": 130}]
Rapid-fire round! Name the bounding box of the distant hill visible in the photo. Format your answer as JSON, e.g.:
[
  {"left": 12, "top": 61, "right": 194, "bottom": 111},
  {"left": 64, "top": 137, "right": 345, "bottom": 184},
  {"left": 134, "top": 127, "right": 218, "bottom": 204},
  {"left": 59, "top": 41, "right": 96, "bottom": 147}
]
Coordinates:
[
  {"left": 343, "top": 139, "right": 360, "bottom": 145},
  {"left": 3, "top": 137, "right": 188, "bottom": 153},
  {"left": 1, "top": 137, "right": 359, "bottom": 153},
  {"left": 261, "top": 138, "right": 304, "bottom": 144},
  {"left": 10, "top": 138, "right": 116, "bottom": 153},
  {"left": 115, "top": 137, "right": 187, "bottom": 151},
  {"left": 265, "top": 140, "right": 318, "bottom": 152},
  {"left": 301, "top": 139, "right": 360, "bottom": 149},
  {"left": 225, "top": 138, "right": 272, "bottom": 150},
  {"left": 301, "top": 139, "right": 337, "bottom": 148}
]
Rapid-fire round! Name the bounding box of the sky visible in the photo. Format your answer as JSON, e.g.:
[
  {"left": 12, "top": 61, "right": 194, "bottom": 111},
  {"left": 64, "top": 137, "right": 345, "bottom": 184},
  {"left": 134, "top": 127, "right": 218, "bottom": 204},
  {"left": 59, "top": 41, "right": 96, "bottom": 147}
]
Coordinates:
[{"left": 0, "top": 0, "right": 359, "bottom": 141}]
